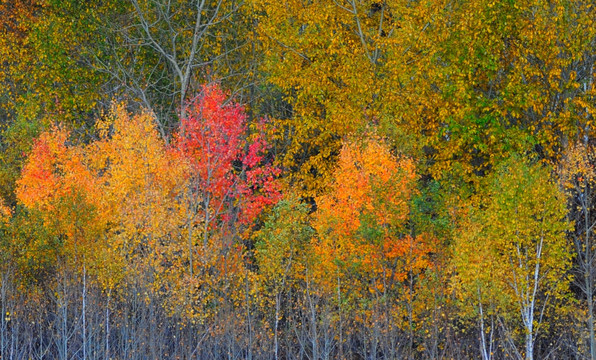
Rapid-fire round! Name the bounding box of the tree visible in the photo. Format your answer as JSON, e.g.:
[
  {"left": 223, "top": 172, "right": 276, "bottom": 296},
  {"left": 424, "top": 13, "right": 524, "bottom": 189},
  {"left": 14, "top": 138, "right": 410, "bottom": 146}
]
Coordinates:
[
  {"left": 88, "top": 103, "right": 187, "bottom": 290},
  {"left": 174, "top": 83, "right": 280, "bottom": 252},
  {"left": 255, "top": 195, "right": 313, "bottom": 360},
  {"left": 313, "top": 135, "right": 431, "bottom": 357},
  {"left": 454, "top": 198, "right": 509, "bottom": 360},
  {"left": 15, "top": 126, "right": 106, "bottom": 255},
  {"left": 560, "top": 142, "right": 596, "bottom": 359},
  {"left": 455, "top": 156, "right": 571, "bottom": 360},
  {"left": 166, "top": 83, "right": 280, "bottom": 329}
]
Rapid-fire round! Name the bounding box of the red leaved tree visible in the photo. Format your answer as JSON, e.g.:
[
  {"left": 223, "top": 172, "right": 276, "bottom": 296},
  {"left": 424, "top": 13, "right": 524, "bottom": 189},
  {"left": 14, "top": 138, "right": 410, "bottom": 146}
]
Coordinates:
[{"left": 173, "top": 82, "right": 281, "bottom": 274}]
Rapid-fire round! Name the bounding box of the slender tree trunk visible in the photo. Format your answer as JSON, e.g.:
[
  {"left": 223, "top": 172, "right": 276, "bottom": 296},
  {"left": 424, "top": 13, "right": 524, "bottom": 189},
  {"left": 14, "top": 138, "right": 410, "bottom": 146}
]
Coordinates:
[
  {"left": 1, "top": 271, "right": 7, "bottom": 359},
  {"left": 478, "top": 298, "right": 495, "bottom": 360},
  {"left": 82, "top": 267, "right": 87, "bottom": 360},
  {"left": 306, "top": 276, "right": 319, "bottom": 360},
  {"left": 245, "top": 271, "right": 253, "bottom": 360},
  {"left": 105, "top": 289, "right": 111, "bottom": 360},
  {"left": 588, "top": 274, "right": 595, "bottom": 360},
  {"left": 274, "top": 292, "right": 280, "bottom": 360},
  {"left": 337, "top": 274, "right": 343, "bottom": 360},
  {"left": 584, "top": 192, "right": 595, "bottom": 360},
  {"left": 60, "top": 280, "right": 68, "bottom": 360},
  {"left": 188, "top": 189, "right": 195, "bottom": 277},
  {"left": 525, "top": 329, "right": 533, "bottom": 360}
]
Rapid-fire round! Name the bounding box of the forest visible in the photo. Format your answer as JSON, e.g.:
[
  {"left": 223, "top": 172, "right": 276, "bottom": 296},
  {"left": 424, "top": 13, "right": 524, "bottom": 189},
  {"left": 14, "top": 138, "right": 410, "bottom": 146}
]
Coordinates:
[{"left": 0, "top": 0, "right": 595, "bottom": 359}]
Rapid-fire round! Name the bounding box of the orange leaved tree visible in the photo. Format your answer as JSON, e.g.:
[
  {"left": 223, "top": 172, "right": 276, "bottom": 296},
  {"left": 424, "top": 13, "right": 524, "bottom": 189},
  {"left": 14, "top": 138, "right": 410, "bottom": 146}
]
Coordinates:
[
  {"left": 16, "top": 126, "right": 107, "bottom": 266},
  {"left": 313, "top": 135, "right": 430, "bottom": 356}
]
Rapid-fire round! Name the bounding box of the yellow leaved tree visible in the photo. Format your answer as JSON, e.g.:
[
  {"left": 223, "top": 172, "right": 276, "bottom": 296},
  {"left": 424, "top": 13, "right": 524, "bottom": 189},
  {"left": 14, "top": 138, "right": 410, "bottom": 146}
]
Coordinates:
[{"left": 455, "top": 156, "right": 571, "bottom": 360}]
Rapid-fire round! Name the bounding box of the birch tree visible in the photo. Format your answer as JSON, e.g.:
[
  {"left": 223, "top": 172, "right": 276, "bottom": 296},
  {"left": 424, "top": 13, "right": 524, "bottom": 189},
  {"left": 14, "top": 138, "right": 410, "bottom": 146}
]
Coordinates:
[{"left": 457, "top": 156, "right": 571, "bottom": 360}]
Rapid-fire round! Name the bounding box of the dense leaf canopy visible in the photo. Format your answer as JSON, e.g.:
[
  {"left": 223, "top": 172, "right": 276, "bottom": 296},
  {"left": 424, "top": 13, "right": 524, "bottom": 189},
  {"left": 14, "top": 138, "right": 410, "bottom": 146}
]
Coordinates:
[{"left": 0, "top": 0, "right": 594, "bottom": 359}]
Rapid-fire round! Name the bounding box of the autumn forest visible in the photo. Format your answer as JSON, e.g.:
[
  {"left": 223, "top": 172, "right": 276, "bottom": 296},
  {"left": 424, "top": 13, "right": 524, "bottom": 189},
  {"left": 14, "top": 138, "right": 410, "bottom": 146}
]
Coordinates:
[{"left": 0, "top": 0, "right": 595, "bottom": 359}]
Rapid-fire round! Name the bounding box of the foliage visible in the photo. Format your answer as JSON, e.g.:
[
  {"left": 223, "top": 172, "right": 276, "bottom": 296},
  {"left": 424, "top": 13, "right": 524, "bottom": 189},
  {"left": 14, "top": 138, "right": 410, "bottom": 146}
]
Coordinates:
[
  {"left": 1, "top": 0, "right": 595, "bottom": 358},
  {"left": 560, "top": 141, "right": 596, "bottom": 359},
  {"left": 254, "top": 0, "right": 596, "bottom": 195},
  {"left": 174, "top": 83, "right": 281, "bottom": 244},
  {"left": 455, "top": 156, "right": 571, "bottom": 359},
  {"left": 313, "top": 135, "right": 433, "bottom": 350}
]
